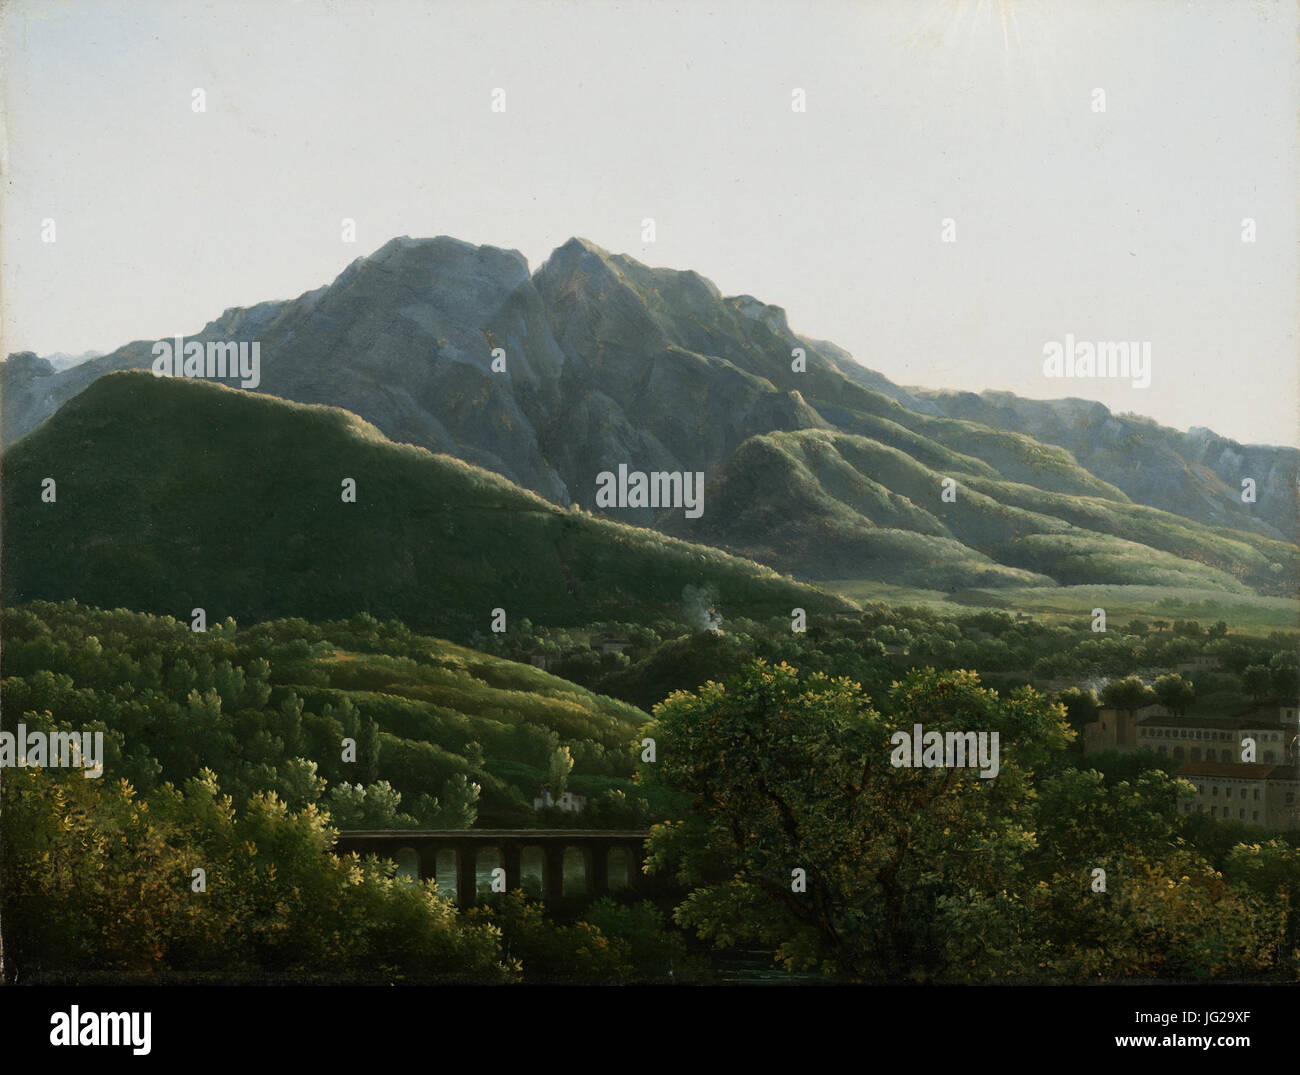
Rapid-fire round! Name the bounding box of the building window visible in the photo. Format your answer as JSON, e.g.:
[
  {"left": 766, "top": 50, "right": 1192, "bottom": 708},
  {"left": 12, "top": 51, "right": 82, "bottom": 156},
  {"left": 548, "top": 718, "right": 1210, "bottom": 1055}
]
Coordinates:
[
  {"left": 1213, "top": 786, "right": 1219, "bottom": 796},
  {"left": 1253, "top": 812, "right": 1259, "bottom": 821},
  {"left": 1254, "top": 789, "right": 1260, "bottom": 800}
]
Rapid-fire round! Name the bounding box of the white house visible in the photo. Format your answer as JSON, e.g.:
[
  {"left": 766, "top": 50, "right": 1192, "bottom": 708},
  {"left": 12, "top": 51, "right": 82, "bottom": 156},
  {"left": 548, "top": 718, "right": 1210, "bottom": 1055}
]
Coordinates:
[{"left": 532, "top": 784, "right": 588, "bottom": 814}]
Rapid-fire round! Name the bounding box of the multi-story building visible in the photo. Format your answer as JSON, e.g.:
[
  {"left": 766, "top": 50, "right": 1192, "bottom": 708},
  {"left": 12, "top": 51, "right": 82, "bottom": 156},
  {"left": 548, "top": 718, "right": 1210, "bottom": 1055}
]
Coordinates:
[
  {"left": 1082, "top": 703, "right": 1300, "bottom": 830},
  {"left": 1177, "top": 761, "right": 1300, "bottom": 829},
  {"left": 1136, "top": 706, "right": 1292, "bottom": 765},
  {"left": 1086, "top": 704, "right": 1297, "bottom": 764}
]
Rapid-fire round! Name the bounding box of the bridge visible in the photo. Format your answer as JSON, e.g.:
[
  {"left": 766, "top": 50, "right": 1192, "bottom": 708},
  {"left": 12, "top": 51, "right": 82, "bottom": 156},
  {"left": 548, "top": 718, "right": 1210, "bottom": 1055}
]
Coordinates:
[{"left": 334, "top": 829, "right": 653, "bottom": 907}]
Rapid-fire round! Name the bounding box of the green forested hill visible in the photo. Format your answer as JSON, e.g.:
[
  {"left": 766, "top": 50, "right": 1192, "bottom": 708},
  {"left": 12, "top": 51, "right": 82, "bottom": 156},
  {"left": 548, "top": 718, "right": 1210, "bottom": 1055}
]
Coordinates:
[
  {"left": 0, "top": 600, "right": 652, "bottom": 825},
  {"left": 0, "top": 371, "right": 849, "bottom": 632}
]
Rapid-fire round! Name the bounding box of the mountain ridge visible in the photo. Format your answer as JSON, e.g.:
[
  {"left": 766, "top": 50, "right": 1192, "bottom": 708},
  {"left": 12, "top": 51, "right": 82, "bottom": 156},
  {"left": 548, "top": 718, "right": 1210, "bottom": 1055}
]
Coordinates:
[{"left": 4, "top": 235, "right": 1295, "bottom": 594}]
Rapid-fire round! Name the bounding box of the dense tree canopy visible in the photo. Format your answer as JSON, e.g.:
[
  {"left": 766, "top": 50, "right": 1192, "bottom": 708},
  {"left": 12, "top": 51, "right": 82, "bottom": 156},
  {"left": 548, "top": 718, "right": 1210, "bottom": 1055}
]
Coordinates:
[{"left": 641, "top": 660, "right": 1296, "bottom": 982}]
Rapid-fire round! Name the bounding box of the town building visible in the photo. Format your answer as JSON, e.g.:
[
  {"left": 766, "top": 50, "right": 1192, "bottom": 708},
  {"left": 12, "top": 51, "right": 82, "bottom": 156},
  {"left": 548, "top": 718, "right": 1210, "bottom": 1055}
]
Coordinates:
[
  {"left": 1135, "top": 705, "right": 1293, "bottom": 765},
  {"left": 1176, "top": 762, "right": 1300, "bottom": 829},
  {"left": 1082, "top": 703, "right": 1300, "bottom": 830},
  {"left": 1082, "top": 703, "right": 1166, "bottom": 754},
  {"left": 1085, "top": 704, "right": 1297, "bottom": 764},
  {"left": 532, "top": 784, "right": 588, "bottom": 814}
]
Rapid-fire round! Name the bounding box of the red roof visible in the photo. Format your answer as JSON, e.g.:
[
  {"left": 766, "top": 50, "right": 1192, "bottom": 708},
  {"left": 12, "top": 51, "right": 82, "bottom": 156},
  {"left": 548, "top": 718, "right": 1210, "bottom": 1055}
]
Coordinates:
[{"left": 1178, "top": 762, "right": 1276, "bottom": 779}]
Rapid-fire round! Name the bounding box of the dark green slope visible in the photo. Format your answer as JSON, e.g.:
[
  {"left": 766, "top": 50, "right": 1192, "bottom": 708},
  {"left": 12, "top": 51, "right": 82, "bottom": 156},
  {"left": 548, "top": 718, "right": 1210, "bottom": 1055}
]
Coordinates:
[{"left": 1, "top": 372, "right": 849, "bottom": 631}]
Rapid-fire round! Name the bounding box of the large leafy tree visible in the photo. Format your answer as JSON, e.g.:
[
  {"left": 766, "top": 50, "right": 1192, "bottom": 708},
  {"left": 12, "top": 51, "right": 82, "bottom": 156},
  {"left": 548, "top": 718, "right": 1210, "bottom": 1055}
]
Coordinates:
[{"left": 641, "top": 661, "right": 1070, "bottom": 980}]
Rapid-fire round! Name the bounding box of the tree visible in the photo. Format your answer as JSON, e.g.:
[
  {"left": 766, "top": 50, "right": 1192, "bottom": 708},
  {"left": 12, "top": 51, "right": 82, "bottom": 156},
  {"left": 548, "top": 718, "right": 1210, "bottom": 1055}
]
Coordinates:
[
  {"left": 642, "top": 660, "right": 1069, "bottom": 981},
  {"left": 1153, "top": 673, "right": 1195, "bottom": 716},
  {"left": 1057, "top": 687, "right": 1100, "bottom": 735},
  {"left": 1224, "top": 840, "right": 1300, "bottom": 976},
  {"left": 464, "top": 740, "right": 485, "bottom": 770},
  {"left": 467, "top": 891, "right": 631, "bottom": 983},
  {"left": 326, "top": 779, "right": 408, "bottom": 828},
  {"left": 1243, "top": 665, "right": 1275, "bottom": 704},
  {"left": 547, "top": 745, "right": 573, "bottom": 797},
  {"left": 1030, "top": 846, "right": 1281, "bottom": 981},
  {"left": 1100, "top": 675, "right": 1156, "bottom": 713},
  {"left": 1269, "top": 652, "right": 1299, "bottom": 702},
  {"left": 1, "top": 764, "right": 509, "bottom": 983},
  {"left": 436, "top": 773, "right": 480, "bottom": 829},
  {"left": 1035, "top": 765, "right": 1187, "bottom": 870}
]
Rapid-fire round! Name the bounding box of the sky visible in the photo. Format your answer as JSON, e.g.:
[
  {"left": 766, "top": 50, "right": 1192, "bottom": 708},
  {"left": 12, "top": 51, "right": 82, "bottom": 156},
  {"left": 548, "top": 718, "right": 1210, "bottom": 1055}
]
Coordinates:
[{"left": 2, "top": 0, "right": 1296, "bottom": 447}]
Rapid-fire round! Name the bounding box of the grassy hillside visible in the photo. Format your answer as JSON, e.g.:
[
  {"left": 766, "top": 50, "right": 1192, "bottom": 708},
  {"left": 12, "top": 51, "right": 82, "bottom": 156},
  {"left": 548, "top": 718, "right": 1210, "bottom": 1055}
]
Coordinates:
[
  {"left": 1, "top": 372, "right": 851, "bottom": 633},
  {"left": 668, "top": 428, "right": 1296, "bottom": 595},
  {"left": 824, "top": 578, "right": 1300, "bottom": 634}
]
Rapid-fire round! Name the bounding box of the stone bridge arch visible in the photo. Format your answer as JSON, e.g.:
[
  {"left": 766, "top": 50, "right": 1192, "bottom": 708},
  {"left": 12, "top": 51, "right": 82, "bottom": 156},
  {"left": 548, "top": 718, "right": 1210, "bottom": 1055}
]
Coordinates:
[{"left": 333, "top": 829, "right": 652, "bottom": 907}]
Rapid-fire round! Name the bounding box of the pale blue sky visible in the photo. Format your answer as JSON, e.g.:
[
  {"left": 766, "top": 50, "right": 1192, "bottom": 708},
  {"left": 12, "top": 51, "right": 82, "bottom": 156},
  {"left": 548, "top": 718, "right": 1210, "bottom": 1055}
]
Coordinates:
[{"left": 3, "top": 0, "right": 1296, "bottom": 446}]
